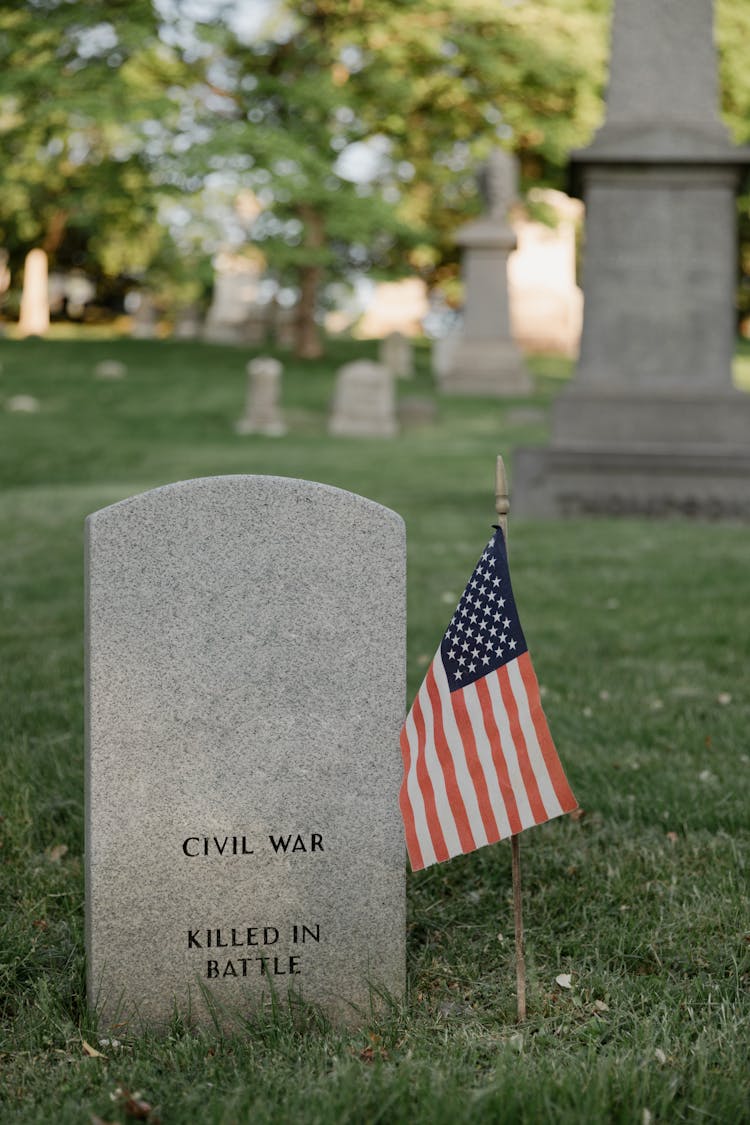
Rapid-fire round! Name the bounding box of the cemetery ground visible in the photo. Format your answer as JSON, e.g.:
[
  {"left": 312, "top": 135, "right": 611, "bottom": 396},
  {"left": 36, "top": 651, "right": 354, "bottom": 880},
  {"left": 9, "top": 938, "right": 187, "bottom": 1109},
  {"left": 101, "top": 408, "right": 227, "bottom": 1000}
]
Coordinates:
[{"left": 1, "top": 334, "right": 749, "bottom": 1125}]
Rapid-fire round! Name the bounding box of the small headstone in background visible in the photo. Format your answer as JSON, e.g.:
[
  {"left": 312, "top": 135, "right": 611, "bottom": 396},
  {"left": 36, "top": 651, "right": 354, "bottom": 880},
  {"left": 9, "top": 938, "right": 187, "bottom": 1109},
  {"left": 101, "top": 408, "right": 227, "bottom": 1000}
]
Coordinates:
[
  {"left": 86, "top": 475, "right": 406, "bottom": 1030},
  {"left": 130, "top": 295, "right": 159, "bottom": 340},
  {"left": 329, "top": 361, "right": 397, "bottom": 438},
  {"left": 94, "top": 360, "right": 128, "bottom": 380},
  {"left": 173, "top": 307, "right": 202, "bottom": 341},
  {"left": 203, "top": 255, "right": 262, "bottom": 345},
  {"left": 397, "top": 396, "right": 438, "bottom": 428},
  {"left": 235, "top": 357, "right": 286, "bottom": 436},
  {"left": 18, "top": 249, "right": 49, "bottom": 338},
  {"left": 431, "top": 328, "right": 461, "bottom": 383},
  {"left": 379, "top": 331, "right": 414, "bottom": 378},
  {"left": 6, "top": 394, "right": 40, "bottom": 413}
]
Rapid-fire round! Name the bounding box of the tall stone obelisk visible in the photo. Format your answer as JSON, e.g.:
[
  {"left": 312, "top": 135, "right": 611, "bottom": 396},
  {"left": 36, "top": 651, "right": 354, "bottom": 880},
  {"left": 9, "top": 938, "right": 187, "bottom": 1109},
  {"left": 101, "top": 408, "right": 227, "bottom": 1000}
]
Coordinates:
[
  {"left": 514, "top": 0, "right": 750, "bottom": 518},
  {"left": 439, "top": 150, "right": 531, "bottom": 396}
]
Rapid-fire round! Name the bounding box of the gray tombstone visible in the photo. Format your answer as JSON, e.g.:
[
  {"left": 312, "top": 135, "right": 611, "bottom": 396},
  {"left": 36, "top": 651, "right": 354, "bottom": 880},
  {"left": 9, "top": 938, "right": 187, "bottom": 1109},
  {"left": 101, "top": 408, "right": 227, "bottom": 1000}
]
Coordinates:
[
  {"left": 131, "top": 296, "right": 159, "bottom": 340},
  {"left": 514, "top": 0, "right": 750, "bottom": 518},
  {"left": 329, "top": 361, "right": 397, "bottom": 438},
  {"left": 173, "top": 306, "right": 202, "bottom": 341},
  {"left": 203, "top": 264, "right": 262, "bottom": 345},
  {"left": 379, "top": 331, "right": 414, "bottom": 379},
  {"left": 439, "top": 150, "right": 530, "bottom": 396},
  {"left": 85, "top": 476, "right": 406, "bottom": 1031},
  {"left": 235, "top": 357, "right": 286, "bottom": 436}
]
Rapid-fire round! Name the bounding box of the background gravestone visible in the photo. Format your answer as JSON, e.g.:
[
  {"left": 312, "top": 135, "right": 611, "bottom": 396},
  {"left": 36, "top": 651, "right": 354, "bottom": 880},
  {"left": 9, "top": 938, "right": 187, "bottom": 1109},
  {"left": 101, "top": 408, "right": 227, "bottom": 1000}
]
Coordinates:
[
  {"left": 235, "top": 357, "right": 286, "bottom": 436},
  {"left": 514, "top": 0, "right": 750, "bottom": 518},
  {"left": 438, "top": 150, "right": 530, "bottom": 396},
  {"left": 329, "top": 360, "right": 397, "bottom": 438},
  {"left": 379, "top": 331, "right": 414, "bottom": 379},
  {"left": 86, "top": 475, "right": 406, "bottom": 1029}
]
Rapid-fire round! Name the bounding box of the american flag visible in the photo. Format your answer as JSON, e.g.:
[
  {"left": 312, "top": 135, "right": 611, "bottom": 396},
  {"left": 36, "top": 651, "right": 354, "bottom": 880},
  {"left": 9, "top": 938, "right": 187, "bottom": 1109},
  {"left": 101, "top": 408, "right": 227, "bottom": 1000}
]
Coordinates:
[{"left": 399, "top": 527, "right": 577, "bottom": 871}]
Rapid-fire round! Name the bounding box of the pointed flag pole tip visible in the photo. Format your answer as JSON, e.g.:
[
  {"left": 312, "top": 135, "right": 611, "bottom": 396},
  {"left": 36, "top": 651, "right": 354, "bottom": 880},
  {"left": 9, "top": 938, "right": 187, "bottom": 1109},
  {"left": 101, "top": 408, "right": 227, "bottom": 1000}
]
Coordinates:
[{"left": 494, "top": 454, "right": 526, "bottom": 1023}]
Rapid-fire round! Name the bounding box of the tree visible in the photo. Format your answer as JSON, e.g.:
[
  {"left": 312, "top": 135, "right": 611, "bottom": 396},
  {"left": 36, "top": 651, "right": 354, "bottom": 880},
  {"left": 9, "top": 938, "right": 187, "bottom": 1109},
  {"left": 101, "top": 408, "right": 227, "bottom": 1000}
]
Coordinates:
[
  {"left": 0, "top": 1, "right": 191, "bottom": 317},
  {"left": 194, "top": 0, "right": 608, "bottom": 355}
]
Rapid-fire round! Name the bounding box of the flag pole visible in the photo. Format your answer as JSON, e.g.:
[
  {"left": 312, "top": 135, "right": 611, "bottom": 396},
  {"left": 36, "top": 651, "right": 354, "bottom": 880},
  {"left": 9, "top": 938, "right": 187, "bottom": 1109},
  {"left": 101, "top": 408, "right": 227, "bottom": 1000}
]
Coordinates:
[{"left": 494, "top": 455, "right": 526, "bottom": 1023}]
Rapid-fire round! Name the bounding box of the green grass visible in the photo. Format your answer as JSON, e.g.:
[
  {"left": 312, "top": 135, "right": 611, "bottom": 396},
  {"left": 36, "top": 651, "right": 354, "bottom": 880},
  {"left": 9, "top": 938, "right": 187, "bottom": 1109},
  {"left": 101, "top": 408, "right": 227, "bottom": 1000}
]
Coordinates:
[{"left": 1, "top": 336, "right": 749, "bottom": 1124}]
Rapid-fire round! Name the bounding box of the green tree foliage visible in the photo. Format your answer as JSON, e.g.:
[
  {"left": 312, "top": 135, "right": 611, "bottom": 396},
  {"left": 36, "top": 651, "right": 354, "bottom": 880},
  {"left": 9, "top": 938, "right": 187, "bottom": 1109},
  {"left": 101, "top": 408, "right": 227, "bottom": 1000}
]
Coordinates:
[
  {"left": 197, "top": 0, "right": 609, "bottom": 354},
  {"left": 0, "top": 1, "right": 187, "bottom": 300}
]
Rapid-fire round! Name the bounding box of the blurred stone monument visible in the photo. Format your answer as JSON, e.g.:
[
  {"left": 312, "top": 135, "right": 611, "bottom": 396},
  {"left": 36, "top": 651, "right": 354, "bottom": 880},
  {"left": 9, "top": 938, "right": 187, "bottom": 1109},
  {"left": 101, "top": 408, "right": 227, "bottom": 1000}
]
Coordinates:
[
  {"left": 329, "top": 361, "right": 397, "bottom": 438},
  {"left": 236, "top": 357, "right": 286, "bottom": 436},
  {"left": 204, "top": 254, "right": 266, "bottom": 345},
  {"left": 131, "top": 294, "right": 159, "bottom": 340},
  {"left": 18, "top": 249, "right": 49, "bottom": 338},
  {"left": 174, "top": 306, "right": 202, "bottom": 341},
  {"left": 379, "top": 331, "right": 414, "bottom": 378},
  {"left": 438, "top": 150, "right": 531, "bottom": 395},
  {"left": 514, "top": 0, "right": 750, "bottom": 517}
]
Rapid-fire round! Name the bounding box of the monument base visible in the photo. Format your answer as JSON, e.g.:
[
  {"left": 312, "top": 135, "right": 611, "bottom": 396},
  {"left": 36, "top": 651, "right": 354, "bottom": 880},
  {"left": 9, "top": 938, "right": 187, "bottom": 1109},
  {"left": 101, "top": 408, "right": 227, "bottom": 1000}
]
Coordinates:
[
  {"left": 551, "top": 385, "right": 750, "bottom": 447},
  {"left": 440, "top": 339, "right": 532, "bottom": 396},
  {"left": 513, "top": 444, "right": 750, "bottom": 519}
]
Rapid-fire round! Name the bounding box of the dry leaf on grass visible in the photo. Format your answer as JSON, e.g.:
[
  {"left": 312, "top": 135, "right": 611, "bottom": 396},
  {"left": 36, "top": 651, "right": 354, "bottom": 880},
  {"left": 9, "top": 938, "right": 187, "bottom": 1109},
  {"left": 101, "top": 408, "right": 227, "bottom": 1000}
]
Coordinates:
[
  {"left": 555, "top": 973, "right": 572, "bottom": 990},
  {"left": 48, "top": 843, "right": 68, "bottom": 863},
  {"left": 358, "top": 1045, "right": 388, "bottom": 1062},
  {"left": 81, "top": 1040, "right": 106, "bottom": 1059},
  {"left": 594, "top": 999, "right": 609, "bottom": 1012}
]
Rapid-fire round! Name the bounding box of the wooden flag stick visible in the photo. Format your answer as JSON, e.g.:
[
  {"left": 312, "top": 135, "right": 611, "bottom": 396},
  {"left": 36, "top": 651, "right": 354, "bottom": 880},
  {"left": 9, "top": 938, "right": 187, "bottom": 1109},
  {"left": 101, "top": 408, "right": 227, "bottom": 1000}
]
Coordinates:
[{"left": 495, "top": 455, "right": 527, "bottom": 1023}]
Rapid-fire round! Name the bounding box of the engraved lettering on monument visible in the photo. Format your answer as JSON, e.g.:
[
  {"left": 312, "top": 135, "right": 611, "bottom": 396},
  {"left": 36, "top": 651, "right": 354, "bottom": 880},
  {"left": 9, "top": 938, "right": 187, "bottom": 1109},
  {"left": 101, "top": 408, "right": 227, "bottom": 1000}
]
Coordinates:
[{"left": 85, "top": 475, "right": 406, "bottom": 1028}]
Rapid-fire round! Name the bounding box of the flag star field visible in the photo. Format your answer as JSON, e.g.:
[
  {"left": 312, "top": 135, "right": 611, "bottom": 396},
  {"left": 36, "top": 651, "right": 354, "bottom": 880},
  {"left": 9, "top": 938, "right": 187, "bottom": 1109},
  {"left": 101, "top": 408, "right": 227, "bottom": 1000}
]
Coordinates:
[{"left": 440, "top": 532, "right": 527, "bottom": 690}]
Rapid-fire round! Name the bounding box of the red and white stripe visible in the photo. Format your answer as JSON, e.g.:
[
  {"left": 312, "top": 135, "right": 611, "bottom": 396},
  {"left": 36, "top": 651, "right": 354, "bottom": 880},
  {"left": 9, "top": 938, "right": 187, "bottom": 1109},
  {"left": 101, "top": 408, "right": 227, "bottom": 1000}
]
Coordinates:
[{"left": 399, "top": 648, "right": 577, "bottom": 871}]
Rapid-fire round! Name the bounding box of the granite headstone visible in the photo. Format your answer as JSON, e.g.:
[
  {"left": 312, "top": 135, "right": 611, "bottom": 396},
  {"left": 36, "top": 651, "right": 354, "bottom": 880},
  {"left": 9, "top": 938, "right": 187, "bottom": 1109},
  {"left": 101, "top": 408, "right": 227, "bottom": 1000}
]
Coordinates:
[
  {"left": 379, "top": 331, "right": 414, "bottom": 379},
  {"left": 86, "top": 475, "right": 406, "bottom": 1029},
  {"left": 235, "top": 357, "right": 286, "bottom": 436},
  {"left": 329, "top": 361, "right": 397, "bottom": 438}
]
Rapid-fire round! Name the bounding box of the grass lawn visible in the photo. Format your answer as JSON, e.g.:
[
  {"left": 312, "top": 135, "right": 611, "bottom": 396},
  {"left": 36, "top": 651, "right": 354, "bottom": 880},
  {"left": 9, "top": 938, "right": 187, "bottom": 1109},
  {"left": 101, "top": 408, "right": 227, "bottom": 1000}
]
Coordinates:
[{"left": 1, "top": 335, "right": 749, "bottom": 1124}]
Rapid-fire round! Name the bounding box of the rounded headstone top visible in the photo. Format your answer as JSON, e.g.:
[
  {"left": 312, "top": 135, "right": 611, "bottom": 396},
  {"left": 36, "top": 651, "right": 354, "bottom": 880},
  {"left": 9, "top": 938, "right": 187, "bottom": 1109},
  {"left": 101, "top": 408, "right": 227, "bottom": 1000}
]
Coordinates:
[
  {"left": 247, "top": 356, "right": 283, "bottom": 377},
  {"left": 86, "top": 474, "right": 404, "bottom": 532},
  {"left": 336, "top": 360, "right": 390, "bottom": 383},
  {"left": 6, "top": 394, "right": 40, "bottom": 413}
]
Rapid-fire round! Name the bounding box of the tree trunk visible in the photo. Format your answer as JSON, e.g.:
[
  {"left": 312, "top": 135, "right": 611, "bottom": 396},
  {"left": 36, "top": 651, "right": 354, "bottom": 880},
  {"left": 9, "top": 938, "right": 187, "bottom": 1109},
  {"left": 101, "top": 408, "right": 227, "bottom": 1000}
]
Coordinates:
[
  {"left": 42, "top": 209, "right": 68, "bottom": 256},
  {"left": 295, "top": 206, "right": 325, "bottom": 359}
]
